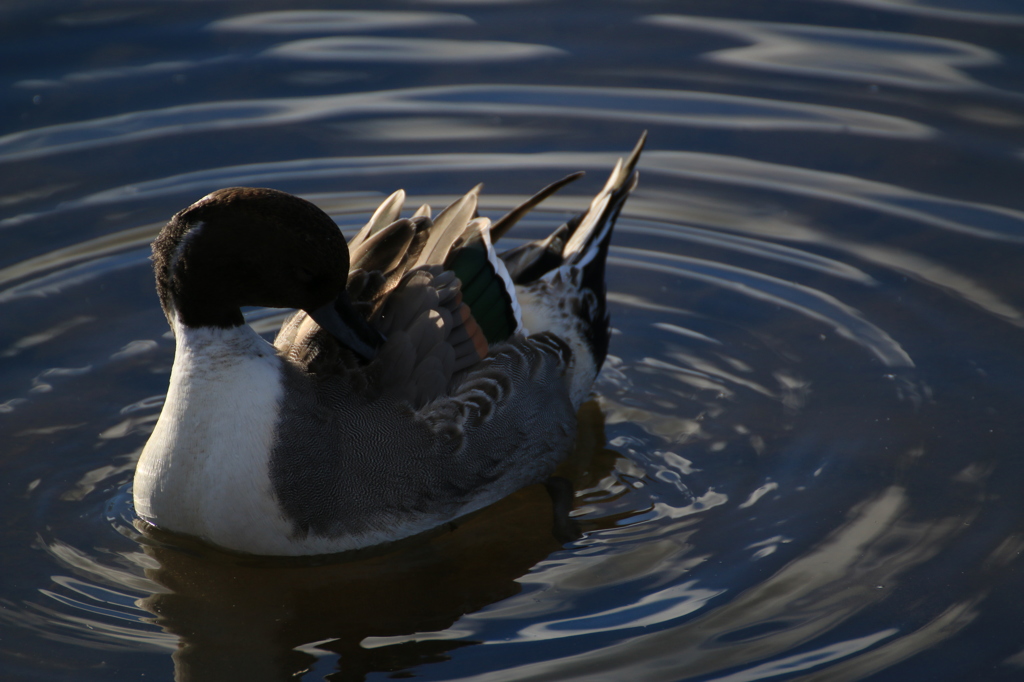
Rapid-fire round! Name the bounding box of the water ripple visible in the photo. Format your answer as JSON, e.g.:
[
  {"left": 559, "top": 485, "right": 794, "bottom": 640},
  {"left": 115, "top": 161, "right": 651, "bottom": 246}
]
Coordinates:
[
  {"left": 811, "top": 0, "right": 1024, "bottom": 26},
  {"left": 0, "top": 84, "right": 930, "bottom": 166},
  {"left": 705, "top": 629, "right": 899, "bottom": 682},
  {"left": 516, "top": 580, "right": 724, "bottom": 640},
  {"left": 643, "top": 15, "right": 1001, "bottom": 91},
  {"left": 267, "top": 37, "right": 564, "bottom": 63},
  {"left": 642, "top": 152, "right": 1024, "bottom": 243},
  {"left": 612, "top": 251, "right": 914, "bottom": 367},
  {"left": 15, "top": 59, "right": 231, "bottom": 91},
  {"left": 3, "top": 1, "right": 1024, "bottom": 680},
  {"left": 209, "top": 10, "right": 475, "bottom": 34}
]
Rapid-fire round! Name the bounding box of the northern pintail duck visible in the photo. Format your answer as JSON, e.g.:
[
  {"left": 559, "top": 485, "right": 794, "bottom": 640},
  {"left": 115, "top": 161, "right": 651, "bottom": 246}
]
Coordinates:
[{"left": 134, "top": 135, "right": 644, "bottom": 555}]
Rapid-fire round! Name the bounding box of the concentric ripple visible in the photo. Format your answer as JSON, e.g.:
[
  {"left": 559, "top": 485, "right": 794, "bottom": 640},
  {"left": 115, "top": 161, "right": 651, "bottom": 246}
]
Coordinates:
[{"left": 2, "top": 1, "right": 1024, "bottom": 681}]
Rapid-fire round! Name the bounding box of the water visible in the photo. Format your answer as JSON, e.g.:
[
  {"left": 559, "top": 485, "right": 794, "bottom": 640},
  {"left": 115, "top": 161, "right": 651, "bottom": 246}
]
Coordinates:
[{"left": 2, "top": 1, "right": 1024, "bottom": 680}]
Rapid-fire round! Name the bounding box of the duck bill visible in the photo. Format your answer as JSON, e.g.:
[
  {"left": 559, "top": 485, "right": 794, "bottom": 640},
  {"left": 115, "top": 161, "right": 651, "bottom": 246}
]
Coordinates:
[{"left": 307, "top": 295, "right": 383, "bottom": 361}]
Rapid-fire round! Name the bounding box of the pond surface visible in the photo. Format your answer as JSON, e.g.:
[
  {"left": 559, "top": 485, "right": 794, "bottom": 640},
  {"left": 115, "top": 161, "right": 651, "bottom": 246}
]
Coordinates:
[{"left": 3, "top": 1, "right": 1024, "bottom": 680}]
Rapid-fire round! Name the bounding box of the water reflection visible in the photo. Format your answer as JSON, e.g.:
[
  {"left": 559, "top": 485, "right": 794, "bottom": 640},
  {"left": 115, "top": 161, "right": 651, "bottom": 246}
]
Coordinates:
[
  {"left": 0, "top": 84, "right": 932, "bottom": 166},
  {"left": 209, "top": 10, "right": 475, "bottom": 34},
  {"left": 7, "top": 403, "right": 616, "bottom": 681},
  {"left": 811, "top": 0, "right": 1024, "bottom": 26},
  {"left": 704, "top": 630, "right": 899, "bottom": 682},
  {"left": 643, "top": 15, "right": 998, "bottom": 90},
  {"left": 637, "top": 152, "right": 1024, "bottom": 243},
  {"left": 267, "top": 37, "right": 564, "bottom": 63},
  {"left": 454, "top": 485, "right": 974, "bottom": 682},
  {"left": 4, "top": 0, "right": 1024, "bottom": 678},
  {"left": 338, "top": 116, "right": 537, "bottom": 142},
  {"left": 137, "top": 483, "right": 563, "bottom": 681},
  {"left": 612, "top": 251, "right": 914, "bottom": 367}
]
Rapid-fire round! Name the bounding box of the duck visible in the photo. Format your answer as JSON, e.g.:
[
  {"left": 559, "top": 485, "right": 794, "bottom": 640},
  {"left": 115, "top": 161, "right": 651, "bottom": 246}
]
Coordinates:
[{"left": 133, "top": 134, "right": 645, "bottom": 556}]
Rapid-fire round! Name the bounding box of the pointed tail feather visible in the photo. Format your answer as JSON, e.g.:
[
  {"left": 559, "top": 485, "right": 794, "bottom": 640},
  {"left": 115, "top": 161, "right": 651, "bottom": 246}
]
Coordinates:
[
  {"left": 490, "top": 171, "right": 585, "bottom": 242},
  {"left": 562, "top": 131, "right": 646, "bottom": 268},
  {"left": 553, "top": 132, "right": 645, "bottom": 373},
  {"left": 501, "top": 132, "right": 646, "bottom": 286}
]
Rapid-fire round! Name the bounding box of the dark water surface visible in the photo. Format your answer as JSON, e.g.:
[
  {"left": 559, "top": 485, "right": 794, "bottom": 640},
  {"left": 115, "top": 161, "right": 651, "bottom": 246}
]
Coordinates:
[{"left": 3, "top": 1, "right": 1024, "bottom": 680}]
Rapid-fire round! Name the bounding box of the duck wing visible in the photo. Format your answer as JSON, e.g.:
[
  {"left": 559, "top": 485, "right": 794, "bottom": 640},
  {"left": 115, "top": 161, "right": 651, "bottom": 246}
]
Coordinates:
[
  {"left": 268, "top": 140, "right": 644, "bottom": 544},
  {"left": 276, "top": 133, "right": 644, "bottom": 411},
  {"left": 274, "top": 184, "right": 522, "bottom": 407}
]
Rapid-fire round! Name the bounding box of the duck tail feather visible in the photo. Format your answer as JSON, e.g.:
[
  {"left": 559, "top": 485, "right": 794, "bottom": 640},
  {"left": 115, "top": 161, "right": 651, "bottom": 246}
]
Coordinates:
[
  {"left": 562, "top": 131, "right": 645, "bottom": 266},
  {"left": 489, "top": 171, "right": 586, "bottom": 243}
]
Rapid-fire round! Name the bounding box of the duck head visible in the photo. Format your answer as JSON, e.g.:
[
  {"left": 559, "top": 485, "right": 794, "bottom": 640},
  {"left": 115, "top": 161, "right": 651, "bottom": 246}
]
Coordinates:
[{"left": 152, "top": 187, "right": 382, "bottom": 359}]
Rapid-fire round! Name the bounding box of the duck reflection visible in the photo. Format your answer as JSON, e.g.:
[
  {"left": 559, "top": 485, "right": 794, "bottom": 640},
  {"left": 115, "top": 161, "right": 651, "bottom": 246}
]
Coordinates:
[{"left": 137, "top": 401, "right": 614, "bottom": 681}]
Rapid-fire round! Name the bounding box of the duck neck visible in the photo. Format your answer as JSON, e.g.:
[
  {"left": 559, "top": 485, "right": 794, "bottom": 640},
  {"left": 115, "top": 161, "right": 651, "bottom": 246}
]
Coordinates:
[{"left": 134, "top": 318, "right": 295, "bottom": 551}]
